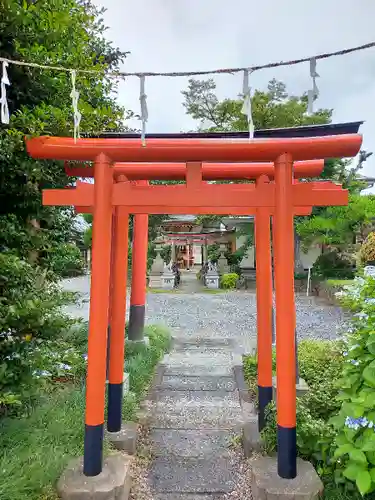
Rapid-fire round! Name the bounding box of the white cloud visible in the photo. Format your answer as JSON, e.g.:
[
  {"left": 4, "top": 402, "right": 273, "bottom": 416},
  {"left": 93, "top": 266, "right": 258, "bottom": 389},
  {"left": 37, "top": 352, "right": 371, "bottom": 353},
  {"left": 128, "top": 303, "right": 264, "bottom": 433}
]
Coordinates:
[{"left": 93, "top": 0, "right": 375, "bottom": 180}]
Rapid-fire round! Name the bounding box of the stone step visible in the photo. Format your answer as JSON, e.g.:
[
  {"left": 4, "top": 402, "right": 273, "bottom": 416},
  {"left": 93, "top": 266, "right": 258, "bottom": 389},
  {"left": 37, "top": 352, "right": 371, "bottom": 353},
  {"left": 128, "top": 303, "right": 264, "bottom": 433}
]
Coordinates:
[
  {"left": 151, "top": 389, "right": 239, "bottom": 405},
  {"left": 150, "top": 429, "right": 236, "bottom": 459},
  {"left": 165, "top": 365, "right": 233, "bottom": 377},
  {"left": 160, "top": 375, "right": 236, "bottom": 392},
  {"left": 163, "top": 351, "right": 233, "bottom": 368},
  {"left": 172, "top": 337, "right": 236, "bottom": 349},
  {"left": 149, "top": 456, "right": 240, "bottom": 494},
  {"left": 155, "top": 495, "right": 222, "bottom": 500},
  {"left": 149, "top": 404, "right": 244, "bottom": 430}
]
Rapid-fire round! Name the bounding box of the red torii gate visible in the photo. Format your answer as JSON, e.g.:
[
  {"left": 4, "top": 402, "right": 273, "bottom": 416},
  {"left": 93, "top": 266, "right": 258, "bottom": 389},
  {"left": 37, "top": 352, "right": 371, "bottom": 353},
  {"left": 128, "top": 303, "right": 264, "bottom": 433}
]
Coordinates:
[
  {"left": 26, "top": 134, "right": 361, "bottom": 481},
  {"left": 69, "top": 159, "right": 324, "bottom": 343}
]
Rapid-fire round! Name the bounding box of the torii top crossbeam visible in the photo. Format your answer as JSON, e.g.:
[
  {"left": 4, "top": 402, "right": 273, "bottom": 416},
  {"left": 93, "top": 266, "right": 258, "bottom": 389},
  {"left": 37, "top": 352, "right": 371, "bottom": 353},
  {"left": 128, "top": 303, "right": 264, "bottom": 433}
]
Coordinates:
[
  {"left": 64, "top": 160, "right": 324, "bottom": 180},
  {"left": 26, "top": 134, "right": 361, "bottom": 162}
]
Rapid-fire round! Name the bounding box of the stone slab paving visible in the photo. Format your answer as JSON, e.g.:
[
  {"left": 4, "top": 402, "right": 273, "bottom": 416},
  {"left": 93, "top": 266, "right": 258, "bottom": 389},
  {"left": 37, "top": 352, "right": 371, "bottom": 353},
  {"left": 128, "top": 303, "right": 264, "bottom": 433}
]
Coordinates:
[{"left": 146, "top": 335, "right": 245, "bottom": 498}]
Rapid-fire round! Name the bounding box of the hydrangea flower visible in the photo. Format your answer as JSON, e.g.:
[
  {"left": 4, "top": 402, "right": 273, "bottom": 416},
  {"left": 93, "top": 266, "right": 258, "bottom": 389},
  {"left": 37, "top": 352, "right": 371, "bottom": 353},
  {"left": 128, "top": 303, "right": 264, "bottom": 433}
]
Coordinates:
[
  {"left": 345, "top": 416, "right": 374, "bottom": 430},
  {"left": 57, "top": 363, "right": 72, "bottom": 371}
]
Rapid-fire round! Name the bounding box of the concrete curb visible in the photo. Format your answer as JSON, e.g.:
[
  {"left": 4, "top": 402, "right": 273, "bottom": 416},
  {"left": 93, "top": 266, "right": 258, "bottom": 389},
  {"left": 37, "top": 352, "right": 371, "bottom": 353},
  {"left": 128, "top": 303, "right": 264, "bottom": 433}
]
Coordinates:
[
  {"left": 145, "top": 362, "right": 166, "bottom": 401},
  {"left": 233, "top": 364, "right": 253, "bottom": 406},
  {"left": 232, "top": 363, "right": 264, "bottom": 457}
]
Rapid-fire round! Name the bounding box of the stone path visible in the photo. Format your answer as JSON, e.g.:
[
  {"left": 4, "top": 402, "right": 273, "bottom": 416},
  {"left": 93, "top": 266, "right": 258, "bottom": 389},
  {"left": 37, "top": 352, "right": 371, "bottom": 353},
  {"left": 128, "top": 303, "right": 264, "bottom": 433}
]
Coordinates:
[
  {"left": 146, "top": 335, "right": 248, "bottom": 499},
  {"left": 177, "top": 269, "right": 205, "bottom": 294}
]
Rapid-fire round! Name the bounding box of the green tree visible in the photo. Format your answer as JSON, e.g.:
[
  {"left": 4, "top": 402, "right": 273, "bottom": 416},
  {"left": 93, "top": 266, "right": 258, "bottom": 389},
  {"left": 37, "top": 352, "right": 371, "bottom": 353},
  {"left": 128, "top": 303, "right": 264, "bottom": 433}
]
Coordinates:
[
  {"left": 0, "top": 0, "right": 130, "bottom": 269},
  {"left": 296, "top": 194, "right": 375, "bottom": 248},
  {"left": 182, "top": 78, "right": 332, "bottom": 132}
]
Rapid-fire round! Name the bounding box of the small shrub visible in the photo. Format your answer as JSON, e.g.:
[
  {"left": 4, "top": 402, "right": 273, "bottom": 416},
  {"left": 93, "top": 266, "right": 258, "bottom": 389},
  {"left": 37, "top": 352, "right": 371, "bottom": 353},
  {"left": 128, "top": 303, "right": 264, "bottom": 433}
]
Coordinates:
[
  {"left": 312, "top": 251, "right": 355, "bottom": 280},
  {"left": 242, "top": 354, "right": 259, "bottom": 400},
  {"left": 298, "top": 340, "right": 344, "bottom": 420},
  {"left": 220, "top": 272, "right": 239, "bottom": 289},
  {"left": 41, "top": 243, "right": 86, "bottom": 277},
  {"left": 295, "top": 272, "right": 308, "bottom": 280},
  {"left": 359, "top": 232, "right": 375, "bottom": 265},
  {"left": 0, "top": 253, "right": 78, "bottom": 413}
]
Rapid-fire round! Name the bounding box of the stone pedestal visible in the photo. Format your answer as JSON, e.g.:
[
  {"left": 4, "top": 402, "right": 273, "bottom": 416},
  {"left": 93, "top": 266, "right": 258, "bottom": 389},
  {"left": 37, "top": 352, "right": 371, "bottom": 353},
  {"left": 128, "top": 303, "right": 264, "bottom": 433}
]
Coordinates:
[
  {"left": 148, "top": 273, "right": 163, "bottom": 288},
  {"left": 161, "top": 270, "right": 175, "bottom": 289},
  {"left": 251, "top": 456, "right": 323, "bottom": 500},
  {"left": 57, "top": 453, "right": 132, "bottom": 500},
  {"left": 205, "top": 270, "right": 220, "bottom": 289},
  {"left": 272, "top": 376, "right": 309, "bottom": 399},
  {"left": 106, "top": 422, "right": 138, "bottom": 454}
]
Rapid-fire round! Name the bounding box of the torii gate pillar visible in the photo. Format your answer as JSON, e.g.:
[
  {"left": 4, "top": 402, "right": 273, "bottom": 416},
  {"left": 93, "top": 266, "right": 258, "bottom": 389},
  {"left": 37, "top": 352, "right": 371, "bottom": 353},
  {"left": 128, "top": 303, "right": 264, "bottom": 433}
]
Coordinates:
[{"left": 128, "top": 210, "right": 149, "bottom": 342}]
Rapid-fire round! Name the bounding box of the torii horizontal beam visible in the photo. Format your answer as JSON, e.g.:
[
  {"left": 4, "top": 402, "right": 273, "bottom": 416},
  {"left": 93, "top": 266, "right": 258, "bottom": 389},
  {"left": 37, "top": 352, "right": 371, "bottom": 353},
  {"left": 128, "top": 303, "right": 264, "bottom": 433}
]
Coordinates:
[
  {"left": 43, "top": 180, "right": 347, "bottom": 215},
  {"left": 64, "top": 159, "right": 324, "bottom": 180},
  {"left": 27, "top": 134, "right": 362, "bottom": 162}
]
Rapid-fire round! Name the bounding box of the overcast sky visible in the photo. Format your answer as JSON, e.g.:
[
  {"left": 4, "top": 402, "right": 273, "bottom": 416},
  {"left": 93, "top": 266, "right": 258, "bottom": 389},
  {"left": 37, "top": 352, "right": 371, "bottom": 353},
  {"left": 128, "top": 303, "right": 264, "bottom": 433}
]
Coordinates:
[{"left": 93, "top": 0, "right": 375, "bottom": 185}]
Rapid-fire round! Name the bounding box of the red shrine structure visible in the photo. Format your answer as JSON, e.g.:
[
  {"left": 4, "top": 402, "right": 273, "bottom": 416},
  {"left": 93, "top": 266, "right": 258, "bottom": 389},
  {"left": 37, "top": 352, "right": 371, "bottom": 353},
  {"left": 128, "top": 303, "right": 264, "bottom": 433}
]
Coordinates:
[{"left": 26, "top": 123, "right": 362, "bottom": 484}]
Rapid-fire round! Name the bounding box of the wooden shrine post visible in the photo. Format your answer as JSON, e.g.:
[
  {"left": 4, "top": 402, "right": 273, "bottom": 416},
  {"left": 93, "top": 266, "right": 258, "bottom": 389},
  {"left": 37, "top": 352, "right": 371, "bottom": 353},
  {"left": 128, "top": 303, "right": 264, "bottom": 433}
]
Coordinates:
[
  {"left": 254, "top": 177, "right": 273, "bottom": 432},
  {"left": 83, "top": 154, "right": 113, "bottom": 476},
  {"left": 107, "top": 205, "right": 130, "bottom": 432},
  {"left": 273, "top": 153, "right": 297, "bottom": 478},
  {"left": 128, "top": 183, "right": 149, "bottom": 342}
]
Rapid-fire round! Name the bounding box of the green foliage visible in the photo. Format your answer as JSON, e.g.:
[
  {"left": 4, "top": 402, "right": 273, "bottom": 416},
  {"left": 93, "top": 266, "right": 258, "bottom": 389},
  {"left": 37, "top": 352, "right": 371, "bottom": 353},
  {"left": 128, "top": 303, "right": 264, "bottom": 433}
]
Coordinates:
[
  {"left": 220, "top": 273, "right": 239, "bottom": 290},
  {"left": 359, "top": 233, "right": 375, "bottom": 265},
  {"left": 312, "top": 251, "right": 355, "bottom": 280},
  {"left": 0, "top": 325, "right": 170, "bottom": 500},
  {"left": 298, "top": 340, "right": 344, "bottom": 420},
  {"left": 262, "top": 399, "right": 336, "bottom": 476},
  {"left": 329, "top": 277, "right": 375, "bottom": 496},
  {"left": 182, "top": 78, "right": 332, "bottom": 132},
  {"left": 41, "top": 243, "right": 85, "bottom": 277},
  {"left": 0, "top": 0, "right": 128, "bottom": 268},
  {"left": 297, "top": 195, "right": 375, "bottom": 249},
  {"left": 0, "top": 253, "right": 77, "bottom": 413}
]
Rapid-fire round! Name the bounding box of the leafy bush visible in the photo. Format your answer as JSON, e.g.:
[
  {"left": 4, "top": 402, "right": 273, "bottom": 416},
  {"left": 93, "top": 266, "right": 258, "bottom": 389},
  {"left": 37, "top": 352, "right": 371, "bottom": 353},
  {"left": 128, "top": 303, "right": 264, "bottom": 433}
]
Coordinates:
[
  {"left": 0, "top": 253, "right": 77, "bottom": 413},
  {"left": 329, "top": 276, "right": 375, "bottom": 496},
  {"left": 298, "top": 340, "right": 344, "bottom": 420},
  {"left": 243, "top": 340, "right": 345, "bottom": 484},
  {"left": 41, "top": 243, "right": 86, "bottom": 277},
  {"left": 295, "top": 272, "right": 308, "bottom": 280},
  {"left": 359, "top": 232, "right": 375, "bottom": 265},
  {"left": 262, "top": 399, "right": 336, "bottom": 476},
  {"left": 220, "top": 273, "right": 239, "bottom": 289},
  {"left": 312, "top": 250, "right": 355, "bottom": 280}
]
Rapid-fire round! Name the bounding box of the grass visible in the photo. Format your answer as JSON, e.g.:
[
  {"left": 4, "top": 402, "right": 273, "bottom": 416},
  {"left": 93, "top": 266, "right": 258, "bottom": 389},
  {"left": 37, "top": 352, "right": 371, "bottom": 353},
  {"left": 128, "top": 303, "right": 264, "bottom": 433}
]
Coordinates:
[
  {"left": 326, "top": 279, "right": 354, "bottom": 287},
  {"left": 147, "top": 287, "right": 229, "bottom": 294},
  {"left": 0, "top": 324, "right": 171, "bottom": 500}
]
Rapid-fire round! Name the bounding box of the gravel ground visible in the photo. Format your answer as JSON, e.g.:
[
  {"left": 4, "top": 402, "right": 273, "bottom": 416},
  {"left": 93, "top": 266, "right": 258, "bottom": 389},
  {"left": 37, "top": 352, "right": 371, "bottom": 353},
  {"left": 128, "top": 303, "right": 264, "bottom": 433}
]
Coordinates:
[{"left": 62, "top": 275, "right": 349, "bottom": 344}]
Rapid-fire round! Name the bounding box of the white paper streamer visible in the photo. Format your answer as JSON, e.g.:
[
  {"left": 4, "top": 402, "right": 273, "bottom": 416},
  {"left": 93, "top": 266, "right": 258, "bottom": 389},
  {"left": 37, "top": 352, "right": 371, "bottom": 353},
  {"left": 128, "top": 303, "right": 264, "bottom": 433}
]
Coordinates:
[
  {"left": 241, "top": 69, "right": 254, "bottom": 139},
  {"left": 139, "top": 75, "right": 148, "bottom": 146},
  {"left": 70, "top": 70, "right": 82, "bottom": 142},
  {"left": 1, "top": 61, "right": 10, "bottom": 124},
  {"left": 307, "top": 58, "right": 319, "bottom": 115}
]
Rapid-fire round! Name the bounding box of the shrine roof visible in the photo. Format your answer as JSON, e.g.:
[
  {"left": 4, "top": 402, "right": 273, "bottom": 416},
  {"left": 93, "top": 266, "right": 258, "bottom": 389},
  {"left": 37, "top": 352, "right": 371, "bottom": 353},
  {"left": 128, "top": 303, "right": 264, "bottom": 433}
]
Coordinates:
[{"left": 92, "top": 121, "right": 362, "bottom": 140}]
